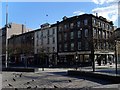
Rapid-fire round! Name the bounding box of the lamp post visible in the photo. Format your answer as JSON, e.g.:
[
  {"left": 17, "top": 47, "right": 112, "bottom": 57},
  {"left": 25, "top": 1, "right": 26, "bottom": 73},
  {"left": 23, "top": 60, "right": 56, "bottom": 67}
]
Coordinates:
[
  {"left": 42, "top": 50, "right": 45, "bottom": 71},
  {"left": 115, "top": 40, "right": 118, "bottom": 74},
  {"left": 53, "top": 49, "right": 56, "bottom": 66},
  {"left": 5, "top": 3, "right": 8, "bottom": 68},
  {"left": 75, "top": 52, "right": 78, "bottom": 70}
]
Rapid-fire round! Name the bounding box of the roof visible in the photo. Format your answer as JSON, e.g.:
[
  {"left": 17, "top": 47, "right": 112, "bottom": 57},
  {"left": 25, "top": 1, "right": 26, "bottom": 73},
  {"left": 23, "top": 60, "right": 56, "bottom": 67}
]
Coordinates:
[{"left": 57, "top": 14, "right": 113, "bottom": 25}]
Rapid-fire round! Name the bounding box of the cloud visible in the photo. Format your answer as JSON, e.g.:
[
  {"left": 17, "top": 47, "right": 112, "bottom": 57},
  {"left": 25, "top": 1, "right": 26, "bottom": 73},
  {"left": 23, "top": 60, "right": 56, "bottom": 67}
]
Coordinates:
[
  {"left": 92, "top": 4, "right": 118, "bottom": 24},
  {"left": 92, "top": 0, "right": 119, "bottom": 5},
  {"left": 73, "top": 11, "right": 85, "bottom": 15}
]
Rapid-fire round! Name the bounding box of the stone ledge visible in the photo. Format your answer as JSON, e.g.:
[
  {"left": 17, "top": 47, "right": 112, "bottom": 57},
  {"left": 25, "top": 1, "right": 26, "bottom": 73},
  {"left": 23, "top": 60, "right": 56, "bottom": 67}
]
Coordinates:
[
  {"left": 68, "top": 70, "right": 120, "bottom": 84},
  {"left": 2, "top": 67, "right": 38, "bottom": 72}
]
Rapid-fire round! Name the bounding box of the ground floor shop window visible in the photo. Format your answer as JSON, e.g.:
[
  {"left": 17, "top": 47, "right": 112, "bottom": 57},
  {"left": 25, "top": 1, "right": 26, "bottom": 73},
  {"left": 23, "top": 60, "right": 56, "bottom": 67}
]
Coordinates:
[
  {"left": 79, "top": 55, "right": 83, "bottom": 62},
  {"left": 84, "top": 55, "right": 89, "bottom": 62}
]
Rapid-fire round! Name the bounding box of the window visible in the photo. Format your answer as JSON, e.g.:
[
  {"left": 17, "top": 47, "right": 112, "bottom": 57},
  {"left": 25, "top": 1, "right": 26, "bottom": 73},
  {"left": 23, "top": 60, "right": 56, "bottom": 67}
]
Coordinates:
[
  {"left": 100, "top": 22, "right": 102, "bottom": 27},
  {"left": 41, "top": 32, "right": 43, "bottom": 37},
  {"left": 37, "top": 49, "right": 38, "bottom": 53},
  {"left": 85, "top": 42, "right": 89, "bottom": 50},
  {"left": 103, "top": 43, "right": 106, "bottom": 49},
  {"left": 77, "top": 21, "right": 80, "bottom": 27},
  {"left": 53, "top": 47, "right": 55, "bottom": 52},
  {"left": 64, "top": 43, "right": 67, "bottom": 51},
  {"left": 103, "top": 23, "right": 105, "bottom": 29},
  {"left": 64, "top": 33, "right": 67, "bottom": 41},
  {"left": 37, "top": 40, "right": 39, "bottom": 46},
  {"left": 84, "top": 19, "right": 88, "bottom": 25},
  {"left": 59, "top": 34, "right": 62, "bottom": 41},
  {"left": 102, "top": 23, "right": 104, "bottom": 28},
  {"left": 41, "top": 39, "right": 43, "bottom": 45},
  {"left": 71, "top": 43, "right": 74, "bottom": 51},
  {"left": 78, "top": 31, "right": 82, "bottom": 38},
  {"left": 98, "top": 30, "right": 101, "bottom": 38},
  {"left": 78, "top": 42, "right": 82, "bottom": 50},
  {"left": 103, "top": 31, "right": 106, "bottom": 39},
  {"left": 70, "top": 32, "right": 74, "bottom": 39},
  {"left": 47, "top": 37, "right": 49, "bottom": 44},
  {"left": 53, "top": 28, "right": 55, "bottom": 34},
  {"left": 59, "top": 27, "right": 62, "bottom": 32},
  {"left": 47, "top": 47, "right": 49, "bottom": 52},
  {"left": 53, "top": 37, "right": 55, "bottom": 44},
  {"left": 109, "top": 26, "right": 113, "bottom": 31},
  {"left": 93, "top": 28, "right": 97, "bottom": 38},
  {"left": 84, "top": 55, "right": 89, "bottom": 62},
  {"left": 93, "top": 19, "right": 96, "bottom": 25},
  {"left": 107, "top": 32, "right": 109, "bottom": 38},
  {"left": 64, "top": 24, "right": 67, "bottom": 29},
  {"left": 59, "top": 44, "right": 62, "bottom": 52},
  {"left": 70, "top": 23, "right": 74, "bottom": 29},
  {"left": 94, "top": 42, "right": 97, "bottom": 49},
  {"left": 106, "top": 32, "right": 108, "bottom": 39},
  {"left": 100, "top": 42, "right": 103, "bottom": 49},
  {"left": 36, "top": 33, "right": 39, "bottom": 38},
  {"left": 107, "top": 24, "right": 109, "bottom": 30},
  {"left": 47, "top": 30, "right": 49, "bottom": 35},
  {"left": 80, "top": 55, "right": 83, "bottom": 62},
  {"left": 106, "top": 42, "right": 108, "bottom": 49},
  {"left": 85, "top": 29, "right": 88, "bottom": 37},
  {"left": 98, "top": 21, "right": 100, "bottom": 27}
]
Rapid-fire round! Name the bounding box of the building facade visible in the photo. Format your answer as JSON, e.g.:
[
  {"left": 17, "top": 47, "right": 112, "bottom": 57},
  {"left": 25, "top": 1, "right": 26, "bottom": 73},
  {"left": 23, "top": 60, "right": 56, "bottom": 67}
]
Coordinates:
[
  {"left": 8, "top": 31, "right": 34, "bottom": 66},
  {"left": 2, "top": 23, "right": 30, "bottom": 66},
  {"left": 57, "top": 14, "right": 114, "bottom": 67},
  {"left": 0, "top": 28, "right": 2, "bottom": 68},
  {"left": 114, "top": 28, "right": 120, "bottom": 64},
  {"left": 34, "top": 23, "right": 57, "bottom": 67}
]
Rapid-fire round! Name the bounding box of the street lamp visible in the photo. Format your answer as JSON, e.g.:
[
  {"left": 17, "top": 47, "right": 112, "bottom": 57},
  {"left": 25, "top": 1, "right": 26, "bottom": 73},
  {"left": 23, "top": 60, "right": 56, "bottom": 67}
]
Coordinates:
[
  {"left": 115, "top": 40, "right": 118, "bottom": 74},
  {"left": 75, "top": 52, "right": 78, "bottom": 70},
  {"left": 5, "top": 4, "right": 8, "bottom": 68}
]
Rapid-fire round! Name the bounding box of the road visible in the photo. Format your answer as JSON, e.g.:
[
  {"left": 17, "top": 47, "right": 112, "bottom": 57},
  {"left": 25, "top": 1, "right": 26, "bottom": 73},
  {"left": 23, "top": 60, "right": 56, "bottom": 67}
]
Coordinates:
[{"left": 2, "top": 68, "right": 109, "bottom": 89}]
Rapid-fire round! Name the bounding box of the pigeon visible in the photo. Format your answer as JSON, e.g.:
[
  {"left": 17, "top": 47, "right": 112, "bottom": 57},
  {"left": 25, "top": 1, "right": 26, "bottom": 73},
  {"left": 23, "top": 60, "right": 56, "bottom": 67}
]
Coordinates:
[
  {"left": 54, "top": 85, "right": 58, "bottom": 88},
  {"left": 32, "top": 79, "right": 34, "bottom": 81},
  {"left": 27, "top": 86, "right": 31, "bottom": 89},
  {"left": 14, "top": 75, "right": 17, "bottom": 77},
  {"left": 26, "top": 81, "right": 30, "bottom": 84},
  {"left": 68, "top": 80, "right": 72, "bottom": 82},
  {"left": 8, "top": 84, "right": 12, "bottom": 87},
  {"left": 15, "top": 88, "right": 18, "bottom": 90},
  {"left": 19, "top": 73, "right": 22, "bottom": 77},
  {"left": 34, "top": 85, "right": 38, "bottom": 88},
  {"left": 4, "top": 80, "right": 7, "bottom": 82},
  {"left": 13, "top": 78, "right": 16, "bottom": 81}
]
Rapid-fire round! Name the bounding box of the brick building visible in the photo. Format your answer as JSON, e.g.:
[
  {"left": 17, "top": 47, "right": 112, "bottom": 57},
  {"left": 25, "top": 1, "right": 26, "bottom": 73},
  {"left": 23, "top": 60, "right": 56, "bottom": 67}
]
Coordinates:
[
  {"left": 1, "top": 23, "right": 30, "bottom": 66},
  {"left": 57, "top": 14, "right": 114, "bottom": 67},
  {"left": 8, "top": 31, "right": 34, "bottom": 66}
]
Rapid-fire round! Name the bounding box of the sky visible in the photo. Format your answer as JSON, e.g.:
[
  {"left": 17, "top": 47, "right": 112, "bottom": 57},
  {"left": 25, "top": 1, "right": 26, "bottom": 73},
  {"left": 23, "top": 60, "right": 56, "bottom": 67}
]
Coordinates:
[{"left": 1, "top": 0, "right": 119, "bottom": 29}]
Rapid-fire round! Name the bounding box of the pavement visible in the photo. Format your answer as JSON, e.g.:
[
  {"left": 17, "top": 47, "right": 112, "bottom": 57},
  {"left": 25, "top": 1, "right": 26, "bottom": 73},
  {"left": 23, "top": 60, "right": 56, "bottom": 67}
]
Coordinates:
[
  {"left": 1, "top": 63, "right": 120, "bottom": 89},
  {"left": 2, "top": 68, "right": 109, "bottom": 89}
]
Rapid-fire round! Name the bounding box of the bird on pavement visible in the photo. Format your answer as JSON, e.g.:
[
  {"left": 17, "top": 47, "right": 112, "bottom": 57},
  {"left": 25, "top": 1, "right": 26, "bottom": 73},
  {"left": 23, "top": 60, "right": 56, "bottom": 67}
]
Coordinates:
[
  {"left": 54, "top": 85, "right": 58, "bottom": 88},
  {"left": 34, "top": 85, "right": 38, "bottom": 88},
  {"left": 15, "top": 88, "right": 18, "bottom": 90},
  {"left": 14, "top": 75, "right": 17, "bottom": 77},
  {"left": 19, "top": 73, "right": 22, "bottom": 77},
  {"left": 4, "top": 80, "right": 7, "bottom": 82},
  {"left": 32, "top": 79, "right": 34, "bottom": 81},
  {"left": 13, "top": 78, "right": 16, "bottom": 81},
  {"left": 26, "top": 81, "right": 30, "bottom": 84},
  {"left": 8, "top": 84, "right": 13, "bottom": 87},
  {"left": 68, "top": 80, "right": 72, "bottom": 82},
  {"left": 27, "top": 86, "right": 31, "bottom": 89}
]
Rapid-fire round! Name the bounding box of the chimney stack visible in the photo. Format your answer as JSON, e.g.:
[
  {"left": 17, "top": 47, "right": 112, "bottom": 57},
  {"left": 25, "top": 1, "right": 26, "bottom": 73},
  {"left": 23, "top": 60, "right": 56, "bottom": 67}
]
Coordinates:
[{"left": 96, "top": 13, "right": 98, "bottom": 17}]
